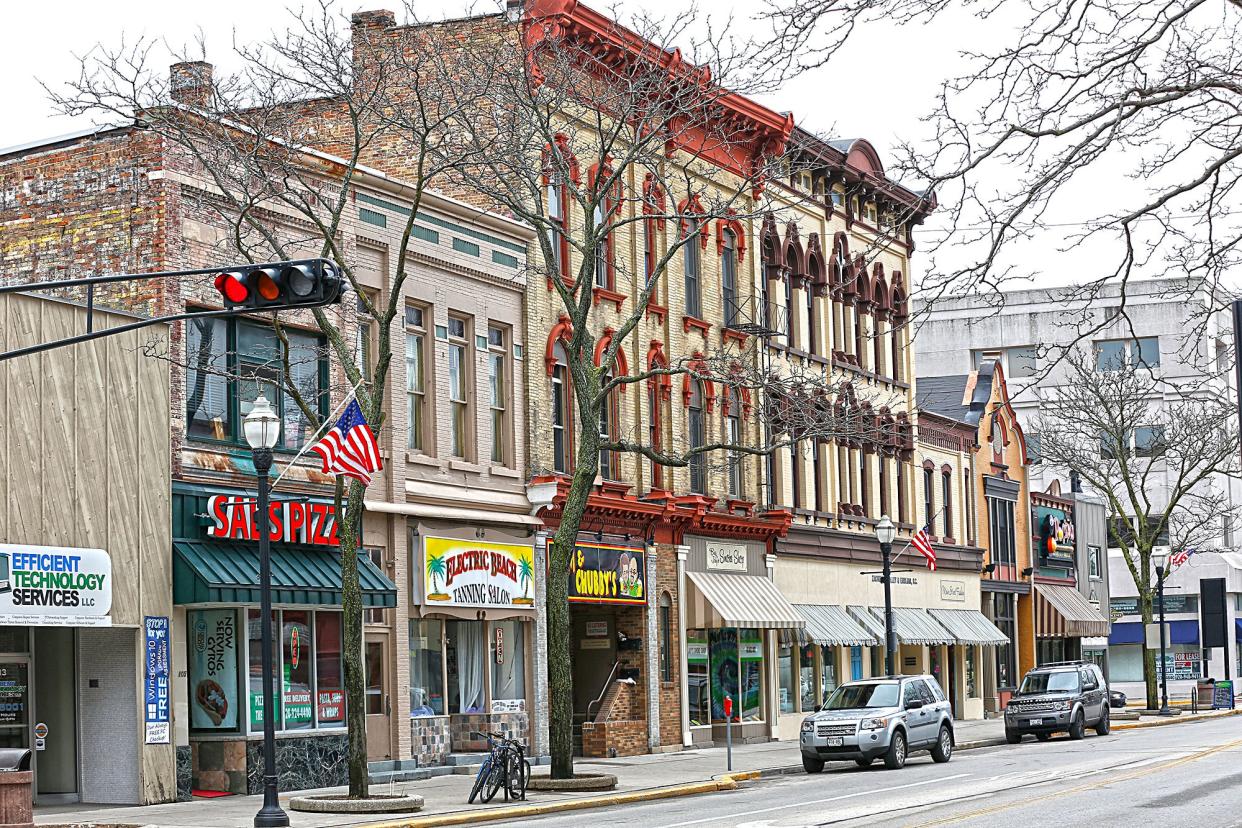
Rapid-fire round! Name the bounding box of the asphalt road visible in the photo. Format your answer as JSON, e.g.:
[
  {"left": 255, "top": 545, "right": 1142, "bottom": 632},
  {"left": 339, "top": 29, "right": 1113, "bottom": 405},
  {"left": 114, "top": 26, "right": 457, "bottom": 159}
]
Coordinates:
[{"left": 502, "top": 715, "right": 1242, "bottom": 827}]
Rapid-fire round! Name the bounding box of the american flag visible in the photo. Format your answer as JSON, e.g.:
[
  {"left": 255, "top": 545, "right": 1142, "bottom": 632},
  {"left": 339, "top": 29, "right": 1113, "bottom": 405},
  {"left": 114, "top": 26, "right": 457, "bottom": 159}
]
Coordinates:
[
  {"left": 309, "top": 400, "right": 382, "bottom": 486},
  {"left": 912, "top": 526, "right": 937, "bottom": 571},
  {"left": 1169, "top": 546, "right": 1196, "bottom": 569}
]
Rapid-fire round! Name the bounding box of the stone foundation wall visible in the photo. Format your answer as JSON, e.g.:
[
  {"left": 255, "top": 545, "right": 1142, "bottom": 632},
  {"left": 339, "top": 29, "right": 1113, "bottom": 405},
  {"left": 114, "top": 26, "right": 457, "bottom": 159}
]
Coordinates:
[
  {"left": 450, "top": 710, "right": 529, "bottom": 752},
  {"left": 190, "top": 733, "right": 348, "bottom": 795},
  {"left": 410, "top": 715, "right": 452, "bottom": 766}
]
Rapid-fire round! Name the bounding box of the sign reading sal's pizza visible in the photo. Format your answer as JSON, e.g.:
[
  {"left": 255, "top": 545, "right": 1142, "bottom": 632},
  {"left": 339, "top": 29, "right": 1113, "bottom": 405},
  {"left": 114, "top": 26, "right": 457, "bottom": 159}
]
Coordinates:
[
  {"left": 206, "top": 495, "right": 339, "bottom": 546},
  {"left": 423, "top": 538, "right": 536, "bottom": 609},
  {"left": 0, "top": 543, "right": 112, "bottom": 626}
]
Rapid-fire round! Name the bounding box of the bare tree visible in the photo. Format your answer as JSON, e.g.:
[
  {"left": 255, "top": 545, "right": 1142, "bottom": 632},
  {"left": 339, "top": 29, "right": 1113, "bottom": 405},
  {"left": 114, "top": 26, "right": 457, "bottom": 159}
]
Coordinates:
[
  {"left": 1032, "top": 348, "right": 1239, "bottom": 706},
  {"left": 51, "top": 2, "right": 476, "bottom": 798},
  {"left": 762, "top": 0, "right": 1242, "bottom": 367}
]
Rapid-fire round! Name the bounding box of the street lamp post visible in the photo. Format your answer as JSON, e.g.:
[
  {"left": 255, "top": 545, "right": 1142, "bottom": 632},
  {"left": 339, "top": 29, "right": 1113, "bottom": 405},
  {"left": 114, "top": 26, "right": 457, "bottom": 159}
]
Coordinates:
[
  {"left": 876, "top": 516, "right": 898, "bottom": 676},
  {"left": 1153, "top": 549, "right": 1172, "bottom": 717},
  {"left": 244, "top": 395, "right": 290, "bottom": 828}
]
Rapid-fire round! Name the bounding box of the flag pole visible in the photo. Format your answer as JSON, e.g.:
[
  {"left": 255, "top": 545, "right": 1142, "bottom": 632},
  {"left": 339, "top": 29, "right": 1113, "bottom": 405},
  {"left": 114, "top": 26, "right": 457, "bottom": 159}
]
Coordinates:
[
  {"left": 270, "top": 377, "right": 367, "bottom": 490},
  {"left": 892, "top": 506, "right": 945, "bottom": 566}
]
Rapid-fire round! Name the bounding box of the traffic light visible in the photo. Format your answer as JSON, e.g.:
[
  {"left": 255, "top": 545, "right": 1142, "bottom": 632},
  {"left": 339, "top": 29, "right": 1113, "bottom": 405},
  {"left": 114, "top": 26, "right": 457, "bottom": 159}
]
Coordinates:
[{"left": 212, "top": 259, "right": 343, "bottom": 311}]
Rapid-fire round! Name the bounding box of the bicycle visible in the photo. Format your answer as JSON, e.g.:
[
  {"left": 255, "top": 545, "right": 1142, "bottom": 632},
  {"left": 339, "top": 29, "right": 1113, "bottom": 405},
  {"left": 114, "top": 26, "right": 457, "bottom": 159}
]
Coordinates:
[{"left": 466, "top": 731, "right": 530, "bottom": 804}]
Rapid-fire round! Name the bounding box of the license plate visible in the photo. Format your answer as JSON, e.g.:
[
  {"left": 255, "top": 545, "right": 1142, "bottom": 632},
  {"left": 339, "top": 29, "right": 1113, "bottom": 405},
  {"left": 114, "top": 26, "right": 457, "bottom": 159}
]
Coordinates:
[
  {"left": 1029, "top": 718, "right": 1043, "bottom": 726},
  {"left": 826, "top": 737, "right": 844, "bottom": 747}
]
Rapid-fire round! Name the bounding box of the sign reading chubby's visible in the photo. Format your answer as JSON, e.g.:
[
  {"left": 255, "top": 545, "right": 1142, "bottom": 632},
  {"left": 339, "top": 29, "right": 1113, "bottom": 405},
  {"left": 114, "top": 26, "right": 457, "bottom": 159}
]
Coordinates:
[
  {"left": 569, "top": 544, "right": 645, "bottom": 606},
  {"left": 423, "top": 537, "right": 535, "bottom": 609},
  {"left": 0, "top": 543, "right": 112, "bottom": 626}
]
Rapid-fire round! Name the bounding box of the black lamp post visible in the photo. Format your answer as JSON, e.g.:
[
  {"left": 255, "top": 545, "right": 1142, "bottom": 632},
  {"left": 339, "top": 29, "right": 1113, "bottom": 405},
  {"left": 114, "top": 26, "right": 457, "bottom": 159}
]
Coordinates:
[
  {"left": 876, "top": 516, "right": 898, "bottom": 676},
  {"left": 244, "top": 394, "right": 290, "bottom": 828},
  {"left": 1153, "top": 549, "right": 1173, "bottom": 716}
]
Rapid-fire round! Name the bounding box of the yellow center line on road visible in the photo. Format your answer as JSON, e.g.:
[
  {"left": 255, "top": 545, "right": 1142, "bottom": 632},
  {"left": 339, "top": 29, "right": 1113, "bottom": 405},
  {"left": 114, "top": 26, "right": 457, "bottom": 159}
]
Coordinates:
[{"left": 912, "top": 735, "right": 1242, "bottom": 827}]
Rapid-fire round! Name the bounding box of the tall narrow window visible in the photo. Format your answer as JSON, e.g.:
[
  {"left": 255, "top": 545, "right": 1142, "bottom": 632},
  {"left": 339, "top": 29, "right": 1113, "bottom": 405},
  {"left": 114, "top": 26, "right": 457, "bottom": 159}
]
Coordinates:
[
  {"left": 688, "top": 380, "right": 706, "bottom": 494},
  {"left": 854, "top": 310, "right": 865, "bottom": 368},
  {"left": 806, "top": 283, "right": 816, "bottom": 355},
  {"left": 598, "top": 372, "right": 619, "bottom": 481},
  {"left": 405, "top": 306, "right": 427, "bottom": 452},
  {"left": 791, "top": 441, "right": 803, "bottom": 510},
  {"left": 659, "top": 594, "right": 673, "bottom": 682},
  {"left": 722, "top": 230, "right": 738, "bottom": 326},
  {"left": 547, "top": 175, "right": 569, "bottom": 278},
  {"left": 785, "top": 274, "right": 796, "bottom": 342},
  {"left": 941, "top": 470, "right": 953, "bottom": 539},
  {"left": 643, "top": 219, "right": 657, "bottom": 287},
  {"left": 593, "top": 203, "right": 612, "bottom": 290},
  {"left": 837, "top": 445, "right": 851, "bottom": 506},
  {"left": 965, "top": 466, "right": 975, "bottom": 544},
  {"left": 488, "top": 325, "right": 508, "bottom": 465},
  {"left": 923, "top": 466, "right": 935, "bottom": 531},
  {"left": 649, "top": 383, "right": 664, "bottom": 490},
  {"left": 873, "top": 320, "right": 885, "bottom": 377},
  {"left": 879, "top": 455, "right": 890, "bottom": 518},
  {"left": 448, "top": 316, "right": 471, "bottom": 459},
  {"left": 813, "top": 441, "right": 825, "bottom": 512},
  {"left": 684, "top": 221, "right": 702, "bottom": 317},
  {"left": 551, "top": 344, "right": 572, "bottom": 473},
  {"left": 897, "top": 461, "right": 907, "bottom": 523},
  {"left": 356, "top": 293, "right": 375, "bottom": 385},
  {"left": 859, "top": 451, "right": 869, "bottom": 517},
  {"left": 724, "top": 387, "right": 742, "bottom": 498},
  {"left": 891, "top": 322, "right": 903, "bottom": 382}
]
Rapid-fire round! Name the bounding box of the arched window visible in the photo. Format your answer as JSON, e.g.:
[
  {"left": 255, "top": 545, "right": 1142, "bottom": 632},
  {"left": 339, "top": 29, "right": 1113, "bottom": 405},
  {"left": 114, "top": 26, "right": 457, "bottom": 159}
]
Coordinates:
[
  {"left": 688, "top": 379, "right": 706, "bottom": 494},
  {"left": 873, "top": 318, "right": 886, "bottom": 377},
  {"left": 551, "top": 343, "right": 573, "bottom": 473},
  {"left": 593, "top": 203, "right": 613, "bottom": 290},
  {"left": 722, "top": 230, "right": 739, "bottom": 327},
  {"left": 991, "top": 417, "right": 1004, "bottom": 463},
  {"left": 806, "top": 282, "right": 817, "bottom": 355},
  {"left": 941, "top": 468, "right": 954, "bottom": 539},
  {"left": 859, "top": 451, "right": 870, "bottom": 517},
  {"left": 724, "top": 386, "right": 742, "bottom": 498},
  {"left": 896, "top": 460, "right": 907, "bottom": 523},
  {"left": 813, "top": 441, "right": 824, "bottom": 512},
  {"left": 648, "top": 382, "right": 664, "bottom": 490},
  {"left": 785, "top": 272, "right": 796, "bottom": 343},
  {"left": 878, "top": 455, "right": 890, "bottom": 518},
  {"left": 837, "top": 444, "right": 851, "bottom": 507},
  {"left": 891, "top": 321, "right": 903, "bottom": 382},
  {"left": 643, "top": 218, "right": 657, "bottom": 285},
  {"left": 659, "top": 592, "right": 674, "bottom": 682},
  {"left": 683, "top": 215, "right": 702, "bottom": 318},
  {"left": 923, "top": 465, "right": 935, "bottom": 531},
  {"left": 546, "top": 174, "right": 569, "bottom": 278},
  {"left": 598, "top": 368, "right": 619, "bottom": 481},
  {"left": 832, "top": 242, "right": 848, "bottom": 354},
  {"left": 854, "top": 306, "right": 865, "bottom": 368},
  {"left": 791, "top": 441, "right": 803, "bottom": 510}
]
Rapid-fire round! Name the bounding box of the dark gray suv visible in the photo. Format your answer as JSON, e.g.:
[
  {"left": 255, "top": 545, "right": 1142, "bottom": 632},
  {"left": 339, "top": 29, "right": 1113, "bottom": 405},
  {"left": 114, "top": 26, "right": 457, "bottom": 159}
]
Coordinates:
[{"left": 1004, "top": 661, "right": 1110, "bottom": 742}]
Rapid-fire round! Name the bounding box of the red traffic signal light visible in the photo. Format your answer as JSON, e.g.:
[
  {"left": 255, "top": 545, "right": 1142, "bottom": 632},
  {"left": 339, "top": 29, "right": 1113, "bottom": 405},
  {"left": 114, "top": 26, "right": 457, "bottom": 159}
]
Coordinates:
[{"left": 212, "top": 259, "right": 343, "bottom": 311}]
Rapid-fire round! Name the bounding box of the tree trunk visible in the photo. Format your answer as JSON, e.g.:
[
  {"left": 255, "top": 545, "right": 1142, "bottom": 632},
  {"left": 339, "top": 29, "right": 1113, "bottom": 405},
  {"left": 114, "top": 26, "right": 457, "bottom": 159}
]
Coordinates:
[
  {"left": 1139, "top": 591, "right": 1157, "bottom": 711},
  {"left": 546, "top": 425, "right": 602, "bottom": 779},
  {"left": 337, "top": 479, "right": 370, "bottom": 798}
]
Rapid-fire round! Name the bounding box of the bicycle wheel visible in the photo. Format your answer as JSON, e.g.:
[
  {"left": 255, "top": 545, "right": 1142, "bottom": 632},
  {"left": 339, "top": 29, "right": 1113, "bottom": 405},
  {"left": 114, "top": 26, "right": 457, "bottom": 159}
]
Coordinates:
[
  {"left": 482, "top": 752, "right": 508, "bottom": 803},
  {"left": 468, "top": 757, "right": 492, "bottom": 805},
  {"left": 510, "top": 758, "right": 530, "bottom": 800}
]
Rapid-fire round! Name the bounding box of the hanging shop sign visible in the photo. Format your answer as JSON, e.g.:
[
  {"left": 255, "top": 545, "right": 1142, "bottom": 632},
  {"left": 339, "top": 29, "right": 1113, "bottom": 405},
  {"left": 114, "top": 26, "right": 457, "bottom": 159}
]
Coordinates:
[
  {"left": 0, "top": 544, "right": 111, "bottom": 626},
  {"left": 206, "top": 495, "right": 339, "bottom": 547},
  {"left": 423, "top": 537, "right": 536, "bottom": 609},
  {"left": 1035, "top": 505, "right": 1076, "bottom": 566},
  {"left": 569, "top": 544, "right": 646, "bottom": 606},
  {"left": 706, "top": 541, "right": 748, "bottom": 573},
  {"left": 144, "top": 616, "right": 171, "bottom": 744},
  {"left": 189, "top": 609, "right": 239, "bottom": 730}
]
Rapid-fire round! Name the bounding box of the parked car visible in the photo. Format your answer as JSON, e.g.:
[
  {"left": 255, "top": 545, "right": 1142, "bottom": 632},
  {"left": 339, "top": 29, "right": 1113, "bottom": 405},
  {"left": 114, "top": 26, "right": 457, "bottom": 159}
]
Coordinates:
[
  {"left": 1109, "top": 689, "right": 1127, "bottom": 709},
  {"left": 1004, "top": 661, "right": 1110, "bottom": 743},
  {"left": 799, "top": 675, "right": 954, "bottom": 772}
]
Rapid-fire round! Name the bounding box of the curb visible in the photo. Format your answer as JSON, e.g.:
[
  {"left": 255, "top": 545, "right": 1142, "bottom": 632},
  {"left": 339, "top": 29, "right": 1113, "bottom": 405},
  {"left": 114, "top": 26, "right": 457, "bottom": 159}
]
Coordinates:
[
  {"left": 358, "top": 777, "right": 740, "bottom": 828},
  {"left": 1112, "top": 707, "right": 1242, "bottom": 730}
]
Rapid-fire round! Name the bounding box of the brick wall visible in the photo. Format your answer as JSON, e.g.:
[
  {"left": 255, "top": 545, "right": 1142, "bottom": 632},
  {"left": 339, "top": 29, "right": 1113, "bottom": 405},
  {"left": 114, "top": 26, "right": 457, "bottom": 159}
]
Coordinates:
[
  {"left": 655, "top": 544, "right": 682, "bottom": 747},
  {"left": 580, "top": 719, "right": 646, "bottom": 758}
]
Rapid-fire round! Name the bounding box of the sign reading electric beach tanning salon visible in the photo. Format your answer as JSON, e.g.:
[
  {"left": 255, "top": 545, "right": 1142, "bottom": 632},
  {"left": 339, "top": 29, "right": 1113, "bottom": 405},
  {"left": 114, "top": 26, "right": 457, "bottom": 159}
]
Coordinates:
[
  {"left": 422, "top": 537, "right": 536, "bottom": 609},
  {"left": 206, "top": 495, "right": 339, "bottom": 546},
  {"left": 0, "top": 543, "right": 112, "bottom": 626}
]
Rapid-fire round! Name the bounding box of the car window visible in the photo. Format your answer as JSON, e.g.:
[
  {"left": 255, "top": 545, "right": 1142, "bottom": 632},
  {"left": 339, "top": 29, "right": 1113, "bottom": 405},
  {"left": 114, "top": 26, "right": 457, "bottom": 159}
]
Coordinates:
[
  {"left": 902, "top": 682, "right": 922, "bottom": 706},
  {"left": 823, "top": 682, "right": 900, "bottom": 710},
  {"left": 923, "top": 679, "right": 945, "bottom": 703},
  {"left": 1019, "top": 670, "right": 1080, "bottom": 694}
]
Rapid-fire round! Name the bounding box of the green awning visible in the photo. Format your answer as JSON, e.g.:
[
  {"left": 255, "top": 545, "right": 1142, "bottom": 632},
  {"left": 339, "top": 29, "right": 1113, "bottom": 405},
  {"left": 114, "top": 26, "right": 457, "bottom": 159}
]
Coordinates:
[{"left": 173, "top": 540, "right": 397, "bottom": 607}]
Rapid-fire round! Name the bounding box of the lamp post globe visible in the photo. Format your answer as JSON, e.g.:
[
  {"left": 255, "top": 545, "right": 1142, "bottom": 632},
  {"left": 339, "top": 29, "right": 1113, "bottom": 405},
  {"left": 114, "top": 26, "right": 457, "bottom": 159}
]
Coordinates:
[
  {"left": 246, "top": 393, "right": 289, "bottom": 827},
  {"left": 876, "top": 515, "right": 898, "bottom": 677}
]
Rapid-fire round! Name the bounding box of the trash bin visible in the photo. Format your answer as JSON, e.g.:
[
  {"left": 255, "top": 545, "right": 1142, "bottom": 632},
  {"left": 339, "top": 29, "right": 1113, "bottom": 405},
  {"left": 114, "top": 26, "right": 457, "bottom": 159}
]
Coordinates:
[{"left": 0, "top": 748, "right": 32, "bottom": 828}]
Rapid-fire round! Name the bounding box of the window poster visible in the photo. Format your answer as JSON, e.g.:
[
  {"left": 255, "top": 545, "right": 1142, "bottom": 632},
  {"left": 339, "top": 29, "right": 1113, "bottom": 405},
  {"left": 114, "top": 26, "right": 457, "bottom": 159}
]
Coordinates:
[{"left": 190, "top": 609, "right": 239, "bottom": 730}]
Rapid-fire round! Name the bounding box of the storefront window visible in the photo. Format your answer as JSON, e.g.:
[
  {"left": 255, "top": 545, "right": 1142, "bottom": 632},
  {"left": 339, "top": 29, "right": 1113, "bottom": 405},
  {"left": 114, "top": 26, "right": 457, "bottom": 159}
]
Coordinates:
[
  {"left": 799, "top": 645, "right": 816, "bottom": 711},
  {"left": 409, "top": 619, "right": 445, "bottom": 716},
  {"left": 491, "top": 620, "right": 527, "bottom": 704},
  {"left": 248, "top": 609, "right": 273, "bottom": 731},
  {"left": 447, "top": 620, "right": 486, "bottom": 714},
  {"left": 993, "top": 594, "right": 1017, "bottom": 689},
  {"left": 820, "top": 646, "right": 838, "bottom": 701},
  {"left": 190, "top": 609, "right": 241, "bottom": 731},
  {"left": 966, "top": 646, "right": 977, "bottom": 697},
  {"left": 778, "top": 644, "right": 796, "bottom": 714},
  {"left": 687, "top": 629, "right": 710, "bottom": 727},
  {"left": 282, "top": 611, "right": 314, "bottom": 730},
  {"left": 315, "top": 613, "right": 344, "bottom": 725},
  {"left": 707, "top": 628, "right": 764, "bottom": 723}
]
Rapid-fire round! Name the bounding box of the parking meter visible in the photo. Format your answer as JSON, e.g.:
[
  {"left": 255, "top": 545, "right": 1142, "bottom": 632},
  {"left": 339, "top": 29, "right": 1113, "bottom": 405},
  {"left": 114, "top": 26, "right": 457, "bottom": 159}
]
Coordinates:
[{"left": 724, "top": 695, "right": 733, "bottom": 771}]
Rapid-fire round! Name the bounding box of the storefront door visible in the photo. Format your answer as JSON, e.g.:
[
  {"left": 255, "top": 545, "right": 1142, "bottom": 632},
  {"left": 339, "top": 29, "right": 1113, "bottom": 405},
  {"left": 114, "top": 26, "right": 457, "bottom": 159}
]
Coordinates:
[
  {"left": 572, "top": 611, "right": 616, "bottom": 715},
  {"left": 365, "top": 634, "right": 392, "bottom": 760},
  {"left": 33, "top": 628, "right": 77, "bottom": 803}
]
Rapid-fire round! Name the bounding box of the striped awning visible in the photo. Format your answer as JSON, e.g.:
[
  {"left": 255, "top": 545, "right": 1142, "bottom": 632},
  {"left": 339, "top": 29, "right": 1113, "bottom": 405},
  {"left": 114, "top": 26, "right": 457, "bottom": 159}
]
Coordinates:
[
  {"left": 1035, "top": 584, "right": 1111, "bottom": 639},
  {"left": 793, "top": 604, "right": 878, "bottom": 646},
  {"left": 846, "top": 606, "right": 957, "bottom": 646},
  {"left": 927, "top": 609, "right": 1011, "bottom": 645},
  {"left": 847, "top": 606, "right": 888, "bottom": 642},
  {"left": 685, "top": 571, "right": 805, "bottom": 630}
]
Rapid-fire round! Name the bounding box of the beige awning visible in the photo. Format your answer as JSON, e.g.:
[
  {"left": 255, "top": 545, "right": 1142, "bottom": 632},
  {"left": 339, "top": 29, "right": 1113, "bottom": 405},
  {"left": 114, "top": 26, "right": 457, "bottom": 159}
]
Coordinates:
[
  {"left": 685, "top": 571, "right": 805, "bottom": 629},
  {"left": 1036, "top": 584, "right": 1111, "bottom": 638},
  {"left": 927, "top": 609, "right": 1011, "bottom": 645}
]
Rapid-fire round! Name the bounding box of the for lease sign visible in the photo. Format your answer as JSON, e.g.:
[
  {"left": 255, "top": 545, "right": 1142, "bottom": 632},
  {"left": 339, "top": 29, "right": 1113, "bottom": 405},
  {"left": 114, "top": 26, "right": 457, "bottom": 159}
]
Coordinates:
[{"left": 0, "top": 543, "right": 112, "bottom": 626}]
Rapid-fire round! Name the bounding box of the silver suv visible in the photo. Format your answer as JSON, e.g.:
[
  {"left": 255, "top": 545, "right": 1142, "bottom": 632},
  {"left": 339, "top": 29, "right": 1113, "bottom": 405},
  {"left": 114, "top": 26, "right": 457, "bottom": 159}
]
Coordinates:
[
  {"left": 799, "top": 675, "right": 955, "bottom": 772},
  {"left": 1004, "top": 661, "right": 1110, "bottom": 742}
]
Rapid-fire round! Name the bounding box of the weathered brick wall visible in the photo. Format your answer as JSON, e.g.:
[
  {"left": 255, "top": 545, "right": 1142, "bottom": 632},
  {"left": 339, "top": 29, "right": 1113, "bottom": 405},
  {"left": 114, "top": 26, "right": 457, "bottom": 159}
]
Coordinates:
[
  {"left": 655, "top": 544, "right": 683, "bottom": 747},
  {"left": 580, "top": 718, "right": 646, "bottom": 758}
]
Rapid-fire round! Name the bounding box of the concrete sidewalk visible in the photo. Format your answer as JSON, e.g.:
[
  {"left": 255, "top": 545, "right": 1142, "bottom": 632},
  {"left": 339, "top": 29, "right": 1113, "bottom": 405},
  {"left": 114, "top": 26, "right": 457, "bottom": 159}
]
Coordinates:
[{"left": 35, "top": 712, "right": 1233, "bottom": 828}]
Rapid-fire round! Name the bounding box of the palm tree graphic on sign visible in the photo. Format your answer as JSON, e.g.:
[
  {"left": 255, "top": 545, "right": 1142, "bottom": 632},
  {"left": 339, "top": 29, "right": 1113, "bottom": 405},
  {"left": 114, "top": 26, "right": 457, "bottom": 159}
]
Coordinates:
[
  {"left": 426, "top": 549, "right": 450, "bottom": 601},
  {"left": 515, "top": 551, "right": 534, "bottom": 606}
]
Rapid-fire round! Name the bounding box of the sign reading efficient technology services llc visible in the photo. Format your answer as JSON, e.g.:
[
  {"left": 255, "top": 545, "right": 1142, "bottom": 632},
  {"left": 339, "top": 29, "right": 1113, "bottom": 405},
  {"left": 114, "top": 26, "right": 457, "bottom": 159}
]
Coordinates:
[{"left": 0, "top": 543, "right": 112, "bottom": 626}]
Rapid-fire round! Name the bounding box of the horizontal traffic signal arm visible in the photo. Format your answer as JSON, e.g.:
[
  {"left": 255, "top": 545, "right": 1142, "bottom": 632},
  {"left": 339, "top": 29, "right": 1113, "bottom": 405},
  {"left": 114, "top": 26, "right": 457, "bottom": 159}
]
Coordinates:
[{"left": 0, "top": 258, "right": 343, "bottom": 362}]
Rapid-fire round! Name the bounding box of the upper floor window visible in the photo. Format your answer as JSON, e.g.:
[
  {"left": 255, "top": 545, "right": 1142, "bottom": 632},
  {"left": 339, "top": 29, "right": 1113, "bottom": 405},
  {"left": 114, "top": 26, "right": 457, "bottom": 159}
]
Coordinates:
[
  {"left": 941, "top": 470, "right": 954, "bottom": 539},
  {"left": 551, "top": 343, "right": 573, "bottom": 473},
  {"left": 688, "top": 379, "right": 707, "bottom": 494},
  {"left": 186, "top": 316, "right": 326, "bottom": 450},
  {"left": 487, "top": 325, "right": 510, "bottom": 465},
  {"left": 356, "top": 292, "right": 375, "bottom": 385},
  {"left": 1096, "top": 337, "right": 1159, "bottom": 372},
  {"left": 684, "top": 218, "right": 702, "bottom": 318},
  {"left": 546, "top": 175, "right": 570, "bottom": 278},
  {"left": 405, "top": 305, "right": 428, "bottom": 452},
  {"left": 649, "top": 381, "right": 665, "bottom": 490},
  {"left": 973, "top": 346, "right": 1037, "bottom": 378},
  {"left": 598, "top": 369, "right": 620, "bottom": 481},
  {"left": 447, "top": 315, "right": 472, "bottom": 459},
  {"left": 643, "top": 218, "right": 657, "bottom": 287},
  {"left": 922, "top": 466, "right": 935, "bottom": 531},
  {"left": 722, "top": 230, "right": 739, "bottom": 327},
  {"left": 593, "top": 203, "right": 613, "bottom": 290},
  {"left": 724, "top": 386, "right": 742, "bottom": 498}
]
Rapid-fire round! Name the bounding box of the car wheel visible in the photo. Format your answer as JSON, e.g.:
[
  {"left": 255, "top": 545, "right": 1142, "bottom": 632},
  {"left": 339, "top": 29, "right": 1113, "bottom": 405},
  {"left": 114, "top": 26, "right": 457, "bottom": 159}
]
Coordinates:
[
  {"left": 855, "top": 757, "right": 873, "bottom": 768},
  {"left": 1035, "top": 732, "right": 1051, "bottom": 742},
  {"left": 883, "top": 729, "right": 907, "bottom": 770},
  {"left": 1069, "top": 710, "right": 1086, "bottom": 740},
  {"left": 1095, "top": 709, "right": 1111, "bottom": 736},
  {"left": 931, "top": 725, "right": 953, "bottom": 763},
  {"left": 803, "top": 755, "right": 825, "bottom": 774},
  {"left": 1005, "top": 728, "right": 1022, "bottom": 745}
]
